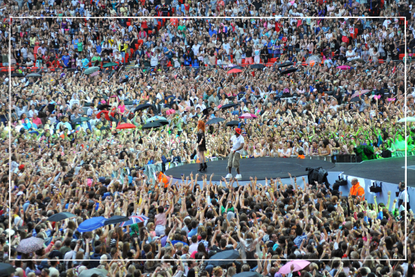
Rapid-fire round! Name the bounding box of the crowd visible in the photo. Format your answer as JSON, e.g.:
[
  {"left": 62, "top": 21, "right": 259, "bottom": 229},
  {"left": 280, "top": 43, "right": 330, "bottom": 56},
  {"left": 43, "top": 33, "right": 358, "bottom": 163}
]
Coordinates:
[
  {"left": 0, "top": 0, "right": 413, "bottom": 18},
  {"left": 1, "top": 14, "right": 415, "bottom": 277}
]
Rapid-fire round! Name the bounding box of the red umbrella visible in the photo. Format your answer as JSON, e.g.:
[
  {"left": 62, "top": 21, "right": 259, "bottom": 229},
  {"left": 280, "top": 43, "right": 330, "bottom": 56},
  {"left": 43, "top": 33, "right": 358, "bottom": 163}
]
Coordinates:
[
  {"left": 96, "top": 110, "right": 110, "bottom": 120},
  {"left": 116, "top": 123, "right": 136, "bottom": 130},
  {"left": 227, "top": 68, "right": 242, "bottom": 74}
]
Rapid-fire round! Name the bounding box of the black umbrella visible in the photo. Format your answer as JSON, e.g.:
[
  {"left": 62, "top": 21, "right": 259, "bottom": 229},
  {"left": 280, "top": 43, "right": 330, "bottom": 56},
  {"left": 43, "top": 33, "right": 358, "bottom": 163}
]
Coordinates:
[
  {"left": 350, "top": 97, "right": 361, "bottom": 103},
  {"left": 104, "top": 215, "right": 130, "bottom": 226},
  {"left": 47, "top": 104, "right": 56, "bottom": 113},
  {"left": 278, "top": 62, "right": 294, "bottom": 68},
  {"left": 251, "top": 64, "right": 265, "bottom": 69},
  {"left": 207, "top": 250, "right": 240, "bottom": 266},
  {"left": 47, "top": 212, "right": 76, "bottom": 222},
  {"left": 134, "top": 103, "right": 152, "bottom": 113},
  {"left": 203, "top": 107, "right": 213, "bottom": 116},
  {"left": 220, "top": 103, "right": 237, "bottom": 110},
  {"left": 233, "top": 273, "right": 261, "bottom": 277},
  {"left": 207, "top": 118, "right": 225, "bottom": 124},
  {"left": 98, "top": 104, "right": 110, "bottom": 110},
  {"left": 226, "top": 121, "right": 240, "bottom": 127},
  {"left": 0, "top": 263, "right": 15, "bottom": 277},
  {"left": 154, "top": 119, "right": 169, "bottom": 126},
  {"left": 142, "top": 121, "right": 163, "bottom": 129},
  {"left": 11, "top": 73, "right": 25, "bottom": 77},
  {"left": 230, "top": 65, "right": 244, "bottom": 70},
  {"left": 280, "top": 67, "right": 298, "bottom": 75}
]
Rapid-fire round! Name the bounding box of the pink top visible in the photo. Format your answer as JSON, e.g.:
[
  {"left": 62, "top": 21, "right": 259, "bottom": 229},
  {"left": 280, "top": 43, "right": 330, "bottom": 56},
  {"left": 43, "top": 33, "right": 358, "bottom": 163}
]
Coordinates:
[
  {"left": 155, "top": 213, "right": 166, "bottom": 226},
  {"left": 33, "top": 117, "right": 42, "bottom": 125},
  {"left": 118, "top": 105, "right": 125, "bottom": 113}
]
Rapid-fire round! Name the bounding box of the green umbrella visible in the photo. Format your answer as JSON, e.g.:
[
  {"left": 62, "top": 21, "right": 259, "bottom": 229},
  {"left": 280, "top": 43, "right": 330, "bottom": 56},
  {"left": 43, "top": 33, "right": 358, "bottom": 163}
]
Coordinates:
[
  {"left": 142, "top": 121, "right": 163, "bottom": 129},
  {"left": 72, "top": 117, "right": 90, "bottom": 124},
  {"left": 84, "top": 66, "right": 100, "bottom": 75},
  {"left": 103, "top": 62, "right": 118, "bottom": 68}
]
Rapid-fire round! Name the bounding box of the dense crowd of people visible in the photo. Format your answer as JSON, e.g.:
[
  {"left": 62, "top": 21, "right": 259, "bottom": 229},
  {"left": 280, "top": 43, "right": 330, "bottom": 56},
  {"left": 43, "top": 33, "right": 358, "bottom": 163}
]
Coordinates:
[{"left": 1, "top": 14, "right": 415, "bottom": 277}]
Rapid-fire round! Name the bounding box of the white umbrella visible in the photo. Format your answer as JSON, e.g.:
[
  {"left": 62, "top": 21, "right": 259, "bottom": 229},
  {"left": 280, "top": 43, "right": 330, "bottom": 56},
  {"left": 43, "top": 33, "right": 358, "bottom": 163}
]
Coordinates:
[{"left": 398, "top": 117, "right": 415, "bottom": 123}]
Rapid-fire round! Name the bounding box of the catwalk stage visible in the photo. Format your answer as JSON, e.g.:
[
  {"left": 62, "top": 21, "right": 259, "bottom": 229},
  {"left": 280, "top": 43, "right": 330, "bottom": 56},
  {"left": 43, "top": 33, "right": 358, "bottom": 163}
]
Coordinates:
[{"left": 166, "top": 156, "right": 414, "bottom": 187}]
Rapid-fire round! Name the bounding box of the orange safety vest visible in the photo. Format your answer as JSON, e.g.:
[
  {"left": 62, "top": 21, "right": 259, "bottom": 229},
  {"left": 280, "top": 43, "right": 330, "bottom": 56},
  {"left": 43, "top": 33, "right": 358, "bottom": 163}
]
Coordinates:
[
  {"left": 156, "top": 172, "right": 170, "bottom": 188},
  {"left": 350, "top": 183, "right": 365, "bottom": 200}
]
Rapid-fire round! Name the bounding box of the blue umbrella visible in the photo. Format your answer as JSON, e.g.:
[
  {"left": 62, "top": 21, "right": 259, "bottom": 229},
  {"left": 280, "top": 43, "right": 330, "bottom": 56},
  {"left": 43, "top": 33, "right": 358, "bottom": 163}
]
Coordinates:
[
  {"left": 29, "top": 131, "right": 40, "bottom": 135},
  {"left": 171, "top": 240, "right": 188, "bottom": 246},
  {"left": 77, "top": 217, "right": 106, "bottom": 232}
]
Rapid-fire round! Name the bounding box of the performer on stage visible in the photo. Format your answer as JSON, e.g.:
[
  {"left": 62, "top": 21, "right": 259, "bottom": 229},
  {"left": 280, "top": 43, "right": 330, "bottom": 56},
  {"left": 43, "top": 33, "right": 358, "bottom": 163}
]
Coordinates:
[
  {"left": 197, "top": 120, "right": 207, "bottom": 172},
  {"left": 226, "top": 127, "right": 244, "bottom": 180}
]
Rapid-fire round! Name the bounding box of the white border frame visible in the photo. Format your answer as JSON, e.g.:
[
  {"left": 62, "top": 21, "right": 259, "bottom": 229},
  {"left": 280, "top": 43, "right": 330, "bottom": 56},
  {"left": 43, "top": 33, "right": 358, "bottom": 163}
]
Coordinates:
[{"left": 7, "top": 16, "right": 408, "bottom": 262}]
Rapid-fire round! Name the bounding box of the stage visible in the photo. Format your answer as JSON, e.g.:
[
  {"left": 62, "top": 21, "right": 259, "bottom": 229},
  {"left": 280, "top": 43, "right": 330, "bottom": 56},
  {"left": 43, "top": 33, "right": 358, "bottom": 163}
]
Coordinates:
[{"left": 165, "top": 156, "right": 414, "bottom": 187}]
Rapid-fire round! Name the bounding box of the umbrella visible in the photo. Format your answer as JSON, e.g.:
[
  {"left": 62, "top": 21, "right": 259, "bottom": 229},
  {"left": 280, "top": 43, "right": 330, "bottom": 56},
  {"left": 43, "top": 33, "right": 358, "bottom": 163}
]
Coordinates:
[
  {"left": 16, "top": 237, "right": 44, "bottom": 254},
  {"left": 98, "top": 104, "right": 110, "bottom": 110},
  {"left": 72, "top": 117, "right": 90, "bottom": 124},
  {"left": 251, "top": 64, "right": 265, "bottom": 69},
  {"left": 120, "top": 215, "right": 149, "bottom": 227},
  {"left": 351, "top": 90, "right": 371, "bottom": 98},
  {"left": 227, "top": 68, "right": 242, "bottom": 74},
  {"left": 278, "top": 260, "right": 310, "bottom": 274},
  {"left": 226, "top": 121, "right": 240, "bottom": 127},
  {"left": 47, "top": 212, "right": 76, "bottom": 222},
  {"left": 280, "top": 67, "right": 298, "bottom": 75},
  {"left": 84, "top": 66, "right": 100, "bottom": 75},
  {"left": 0, "top": 263, "right": 15, "bottom": 277},
  {"left": 26, "top": 73, "right": 42, "bottom": 78},
  {"left": 147, "top": 116, "right": 167, "bottom": 122},
  {"left": 239, "top": 113, "right": 257, "bottom": 119},
  {"left": 337, "top": 65, "right": 351, "bottom": 70},
  {"left": 233, "top": 273, "right": 261, "bottom": 277},
  {"left": 278, "top": 62, "right": 294, "bottom": 68},
  {"left": 104, "top": 215, "right": 130, "bottom": 226},
  {"left": 79, "top": 268, "right": 108, "bottom": 277},
  {"left": 77, "top": 216, "right": 106, "bottom": 233},
  {"left": 90, "top": 71, "right": 100, "bottom": 77},
  {"left": 207, "top": 118, "right": 225, "bottom": 124},
  {"left": 398, "top": 117, "right": 415, "bottom": 123},
  {"left": 142, "top": 121, "right": 163, "bottom": 129},
  {"left": 11, "top": 73, "right": 25, "bottom": 77},
  {"left": 134, "top": 103, "right": 152, "bottom": 112},
  {"left": 230, "top": 65, "right": 244, "bottom": 70},
  {"left": 29, "top": 130, "right": 39, "bottom": 135},
  {"left": 220, "top": 103, "right": 237, "bottom": 110},
  {"left": 207, "top": 250, "right": 240, "bottom": 266},
  {"left": 350, "top": 97, "right": 362, "bottom": 103},
  {"left": 153, "top": 119, "right": 169, "bottom": 126},
  {"left": 116, "top": 123, "right": 136, "bottom": 130},
  {"left": 306, "top": 55, "right": 322, "bottom": 65},
  {"left": 103, "top": 62, "right": 118, "bottom": 68},
  {"left": 96, "top": 110, "right": 110, "bottom": 120}
]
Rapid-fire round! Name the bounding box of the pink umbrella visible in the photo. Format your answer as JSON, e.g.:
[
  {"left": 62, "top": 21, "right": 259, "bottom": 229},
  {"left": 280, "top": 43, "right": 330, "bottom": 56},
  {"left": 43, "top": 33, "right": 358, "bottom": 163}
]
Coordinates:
[
  {"left": 351, "top": 89, "right": 371, "bottom": 98},
  {"left": 278, "top": 260, "right": 310, "bottom": 275},
  {"left": 90, "top": 71, "right": 100, "bottom": 77},
  {"left": 337, "top": 65, "right": 351, "bottom": 70},
  {"left": 239, "top": 113, "right": 257, "bottom": 119}
]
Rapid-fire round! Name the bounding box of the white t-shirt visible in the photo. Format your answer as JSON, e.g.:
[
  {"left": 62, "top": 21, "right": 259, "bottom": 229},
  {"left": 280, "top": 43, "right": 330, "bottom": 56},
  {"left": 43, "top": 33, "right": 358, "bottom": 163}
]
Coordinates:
[{"left": 231, "top": 134, "right": 245, "bottom": 153}]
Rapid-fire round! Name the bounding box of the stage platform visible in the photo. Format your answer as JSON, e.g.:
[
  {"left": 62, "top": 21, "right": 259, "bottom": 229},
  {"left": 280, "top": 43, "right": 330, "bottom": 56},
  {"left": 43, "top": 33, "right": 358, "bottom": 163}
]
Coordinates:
[{"left": 165, "top": 156, "right": 414, "bottom": 186}]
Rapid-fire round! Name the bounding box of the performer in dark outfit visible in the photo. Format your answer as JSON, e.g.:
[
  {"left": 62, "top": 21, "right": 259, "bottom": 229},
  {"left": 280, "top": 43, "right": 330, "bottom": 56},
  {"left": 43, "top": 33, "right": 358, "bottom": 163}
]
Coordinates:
[{"left": 197, "top": 120, "right": 207, "bottom": 172}]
